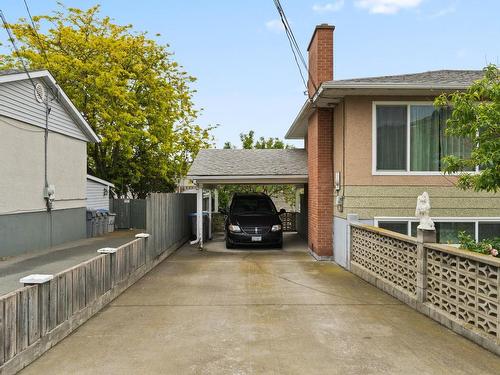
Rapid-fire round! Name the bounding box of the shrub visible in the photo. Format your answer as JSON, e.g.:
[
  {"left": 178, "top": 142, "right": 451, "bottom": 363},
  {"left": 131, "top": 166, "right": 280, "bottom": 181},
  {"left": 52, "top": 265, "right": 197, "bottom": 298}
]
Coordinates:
[{"left": 458, "top": 231, "right": 500, "bottom": 257}]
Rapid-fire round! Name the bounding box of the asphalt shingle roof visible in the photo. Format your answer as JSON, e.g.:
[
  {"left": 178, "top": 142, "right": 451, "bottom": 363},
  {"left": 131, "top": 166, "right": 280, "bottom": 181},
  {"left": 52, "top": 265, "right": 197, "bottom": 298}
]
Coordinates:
[
  {"left": 187, "top": 149, "right": 308, "bottom": 177},
  {"left": 327, "top": 70, "right": 484, "bottom": 87}
]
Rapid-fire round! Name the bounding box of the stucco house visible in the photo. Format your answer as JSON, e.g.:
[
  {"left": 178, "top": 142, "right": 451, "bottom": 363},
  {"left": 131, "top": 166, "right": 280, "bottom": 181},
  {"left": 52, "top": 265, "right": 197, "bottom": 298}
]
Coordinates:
[
  {"left": 285, "top": 25, "right": 500, "bottom": 265},
  {"left": 0, "top": 69, "right": 99, "bottom": 256}
]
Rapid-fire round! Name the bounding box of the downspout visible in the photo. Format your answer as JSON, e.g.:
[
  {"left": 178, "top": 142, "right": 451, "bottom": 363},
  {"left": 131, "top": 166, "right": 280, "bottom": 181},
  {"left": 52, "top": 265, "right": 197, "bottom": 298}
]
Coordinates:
[{"left": 207, "top": 189, "right": 212, "bottom": 240}]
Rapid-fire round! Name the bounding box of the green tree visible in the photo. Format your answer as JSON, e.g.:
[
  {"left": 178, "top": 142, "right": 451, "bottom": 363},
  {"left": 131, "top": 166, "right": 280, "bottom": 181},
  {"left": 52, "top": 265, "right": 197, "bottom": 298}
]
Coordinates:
[
  {"left": 1, "top": 4, "right": 213, "bottom": 198},
  {"left": 435, "top": 65, "right": 500, "bottom": 192},
  {"left": 218, "top": 131, "right": 297, "bottom": 209}
]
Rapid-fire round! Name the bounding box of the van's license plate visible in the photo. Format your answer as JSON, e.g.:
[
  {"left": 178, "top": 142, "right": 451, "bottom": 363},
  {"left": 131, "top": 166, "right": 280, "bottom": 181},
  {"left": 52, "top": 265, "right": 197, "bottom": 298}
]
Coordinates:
[{"left": 251, "top": 236, "right": 262, "bottom": 242}]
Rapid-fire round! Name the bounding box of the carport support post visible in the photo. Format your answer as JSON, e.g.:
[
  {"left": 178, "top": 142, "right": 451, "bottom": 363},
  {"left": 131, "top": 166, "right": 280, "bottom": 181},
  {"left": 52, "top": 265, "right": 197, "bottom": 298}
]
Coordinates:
[
  {"left": 207, "top": 189, "right": 212, "bottom": 240},
  {"left": 197, "top": 184, "right": 203, "bottom": 249},
  {"left": 214, "top": 189, "right": 219, "bottom": 213}
]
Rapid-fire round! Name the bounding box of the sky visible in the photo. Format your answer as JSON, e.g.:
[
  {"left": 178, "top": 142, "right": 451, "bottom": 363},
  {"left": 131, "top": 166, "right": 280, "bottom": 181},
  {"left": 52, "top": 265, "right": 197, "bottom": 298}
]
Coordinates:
[{"left": 1, "top": 0, "right": 499, "bottom": 148}]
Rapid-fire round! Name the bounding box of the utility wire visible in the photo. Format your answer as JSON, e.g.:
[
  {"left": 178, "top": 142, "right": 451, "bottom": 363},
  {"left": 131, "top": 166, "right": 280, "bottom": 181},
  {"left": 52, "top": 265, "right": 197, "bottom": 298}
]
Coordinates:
[
  {"left": 0, "top": 9, "right": 38, "bottom": 92},
  {"left": 1, "top": 8, "right": 53, "bottom": 210},
  {"left": 272, "top": 0, "right": 318, "bottom": 97},
  {"left": 23, "top": 0, "right": 50, "bottom": 68}
]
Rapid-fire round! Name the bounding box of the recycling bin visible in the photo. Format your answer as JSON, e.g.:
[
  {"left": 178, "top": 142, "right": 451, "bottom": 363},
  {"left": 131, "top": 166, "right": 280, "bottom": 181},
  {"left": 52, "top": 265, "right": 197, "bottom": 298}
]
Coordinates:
[
  {"left": 189, "top": 212, "right": 209, "bottom": 241},
  {"left": 108, "top": 213, "right": 116, "bottom": 233}
]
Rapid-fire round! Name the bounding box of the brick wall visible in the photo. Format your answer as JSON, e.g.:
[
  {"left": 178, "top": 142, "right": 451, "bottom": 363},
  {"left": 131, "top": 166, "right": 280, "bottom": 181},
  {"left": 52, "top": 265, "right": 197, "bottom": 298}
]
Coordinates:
[
  {"left": 307, "top": 109, "right": 334, "bottom": 257},
  {"left": 307, "top": 24, "right": 335, "bottom": 257}
]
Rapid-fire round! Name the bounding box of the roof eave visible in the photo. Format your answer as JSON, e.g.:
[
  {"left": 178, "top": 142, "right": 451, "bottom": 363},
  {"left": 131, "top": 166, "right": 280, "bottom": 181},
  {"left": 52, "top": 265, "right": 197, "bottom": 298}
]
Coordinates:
[
  {"left": 284, "top": 100, "right": 313, "bottom": 140},
  {"left": 0, "top": 70, "right": 100, "bottom": 143},
  {"left": 285, "top": 82, "right": 471, "bottom": 140},
  {"left": 321, "top": 82, "right": 471, "bottom": 90},
  {"left": 87, "top": 174, "right": 115, "bottom": 187},
  {"left": 187, "top": 174, "right": 308, "bottom": 185}
]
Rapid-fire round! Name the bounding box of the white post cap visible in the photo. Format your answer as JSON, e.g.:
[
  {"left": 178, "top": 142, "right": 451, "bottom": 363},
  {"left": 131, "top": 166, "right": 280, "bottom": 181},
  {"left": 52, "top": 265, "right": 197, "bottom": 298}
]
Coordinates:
[
  {"left": 97, "top": 247, "right": 117, "bottom": 254},
  {"left": 135, "top": 233, "right": 150, "bottom": 238},
  {"left": 20, "top": 274, "right": 54, "bottom": 284}
]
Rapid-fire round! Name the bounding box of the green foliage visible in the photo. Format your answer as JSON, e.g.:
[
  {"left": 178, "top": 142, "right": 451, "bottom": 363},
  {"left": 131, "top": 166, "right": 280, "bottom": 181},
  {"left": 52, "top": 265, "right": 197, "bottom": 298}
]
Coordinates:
[
  {"left": 434, "top": 65, "right": 500, "bottom": 192},
  {"left": 1, "top": 4, "right": 214, "bottom": 198},
  {"left": 218, "top": 131, "right": 297, "bottom": 209},
  {"left": 458, "top": 231, "right": 500, "bottom": 257}
]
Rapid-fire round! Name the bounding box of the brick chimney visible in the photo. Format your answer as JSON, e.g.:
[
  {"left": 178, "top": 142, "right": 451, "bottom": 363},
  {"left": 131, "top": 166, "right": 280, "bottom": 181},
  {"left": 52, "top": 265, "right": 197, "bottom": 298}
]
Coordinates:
[
  {"left": 306, "top": 25, "right": 334, "bottom": 259},
  {"left": 307, "top": 24, "right": 334, "bottom": 97}
]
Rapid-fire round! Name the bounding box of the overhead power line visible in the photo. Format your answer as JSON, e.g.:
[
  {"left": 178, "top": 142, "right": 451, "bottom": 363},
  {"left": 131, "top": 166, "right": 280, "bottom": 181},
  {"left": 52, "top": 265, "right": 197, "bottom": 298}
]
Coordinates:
[
  {"left": 0, "top": 9, "right": 38, "bottom": 89},
  {"left": 272, "top": 0, "right": 318, "bottom": 97},
  {"left": 23, "top": 0, "right": 51, "bottom": 68}
]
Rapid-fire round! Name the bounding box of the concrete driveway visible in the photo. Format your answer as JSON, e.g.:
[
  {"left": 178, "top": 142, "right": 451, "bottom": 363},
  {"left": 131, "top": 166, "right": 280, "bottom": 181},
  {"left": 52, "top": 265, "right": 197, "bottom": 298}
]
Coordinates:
[{"left": 20, "top": 233, "right": 500, "bottom": 374}]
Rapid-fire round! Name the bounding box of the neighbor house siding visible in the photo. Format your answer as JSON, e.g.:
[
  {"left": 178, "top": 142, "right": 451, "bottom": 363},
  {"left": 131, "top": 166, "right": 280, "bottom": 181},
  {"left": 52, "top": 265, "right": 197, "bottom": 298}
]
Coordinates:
[
  {"left": 0, "top": 116, "right": 87, "bottom": 214},
  {"left": 0, "top": 78, "right": 87, "bottom": 141},
  {"left": 86, "top": 179, "right": 110, "bottom": 210},
  {"left": 332, "top": 95, "right": 500, "bottom": 220}
]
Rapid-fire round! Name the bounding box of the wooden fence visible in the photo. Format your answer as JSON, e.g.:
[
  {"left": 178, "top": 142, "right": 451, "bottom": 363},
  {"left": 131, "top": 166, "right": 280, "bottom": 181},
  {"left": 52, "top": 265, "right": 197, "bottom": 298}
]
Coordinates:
[
  {"left": 146, "top": 193, "right": 196, "bottom": 257},
  {"left": 0, "top": 193, "right": 195, "bottom": 375}
]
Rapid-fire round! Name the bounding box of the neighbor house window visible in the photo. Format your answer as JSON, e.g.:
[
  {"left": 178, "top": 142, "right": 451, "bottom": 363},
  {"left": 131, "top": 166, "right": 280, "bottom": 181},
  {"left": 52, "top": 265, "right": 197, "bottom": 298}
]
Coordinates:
[
  {"left": 375, "top": 218, "right": 500, "bottom": 244},
  {"left": 374, "top": 103, "right": 472, "bottom": 173}
]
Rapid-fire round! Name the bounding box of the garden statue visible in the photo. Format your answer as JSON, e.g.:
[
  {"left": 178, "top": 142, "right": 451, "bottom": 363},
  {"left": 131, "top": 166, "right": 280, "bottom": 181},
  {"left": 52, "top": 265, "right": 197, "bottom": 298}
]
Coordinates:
[{"left": 415, "top": 192, "right": 435, "bottom": 230}]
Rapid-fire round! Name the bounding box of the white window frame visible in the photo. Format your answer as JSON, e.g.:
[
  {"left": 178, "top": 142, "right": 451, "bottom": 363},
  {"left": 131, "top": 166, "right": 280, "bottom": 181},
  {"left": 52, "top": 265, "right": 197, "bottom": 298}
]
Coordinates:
[
  {"left": 372, "top": 101, "right": 480, "bottom": 176},
  {"left": 374, "top": 216, "right": 500, "bottom": 242}
]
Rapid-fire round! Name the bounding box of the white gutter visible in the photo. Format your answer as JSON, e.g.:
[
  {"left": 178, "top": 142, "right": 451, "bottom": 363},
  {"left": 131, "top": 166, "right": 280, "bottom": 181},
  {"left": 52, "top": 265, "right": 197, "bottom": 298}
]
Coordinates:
[
  {"left": 87, "top": 174, "right": 115, "bottom": 187},
  {"left": 187, "top": 175, "right": 308, "bottom": 185}
]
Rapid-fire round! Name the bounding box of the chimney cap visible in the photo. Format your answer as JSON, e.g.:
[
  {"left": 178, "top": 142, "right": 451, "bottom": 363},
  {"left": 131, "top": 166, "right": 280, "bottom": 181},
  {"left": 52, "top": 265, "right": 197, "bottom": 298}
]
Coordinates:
[{"left": 307, "top": 24, "right": 335, "bottom": 51}]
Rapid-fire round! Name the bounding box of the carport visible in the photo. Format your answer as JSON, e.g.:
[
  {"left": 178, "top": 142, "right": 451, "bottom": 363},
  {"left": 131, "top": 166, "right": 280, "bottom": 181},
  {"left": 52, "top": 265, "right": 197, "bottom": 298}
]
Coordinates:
[{"left": 186, "top": 149, "right": 308, "bottom": 248}]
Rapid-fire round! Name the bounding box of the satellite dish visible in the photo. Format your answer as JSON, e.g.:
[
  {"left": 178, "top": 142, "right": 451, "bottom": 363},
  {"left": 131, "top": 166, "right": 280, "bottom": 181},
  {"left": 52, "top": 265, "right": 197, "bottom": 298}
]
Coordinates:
[{"left": 34, "top": 83, "right": 47, "bottom": 103}]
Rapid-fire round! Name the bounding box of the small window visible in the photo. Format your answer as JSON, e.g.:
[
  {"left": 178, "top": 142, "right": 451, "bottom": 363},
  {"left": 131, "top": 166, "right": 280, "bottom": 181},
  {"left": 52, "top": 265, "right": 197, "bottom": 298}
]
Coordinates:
[
  {"left": 411, "top": 221, "right": 474, "bottom": 244},
  {"left": 376, "top": 105, "right": 407, "bottom": 171},
  {"left": 478, "top": 222, "right": 500, "bottom": 241},
  {"left": 378, "top": 221, "right": 408, "bottom": 235},
  {"left": 436, "top": 222, "right": 475, "bottom": 244}
]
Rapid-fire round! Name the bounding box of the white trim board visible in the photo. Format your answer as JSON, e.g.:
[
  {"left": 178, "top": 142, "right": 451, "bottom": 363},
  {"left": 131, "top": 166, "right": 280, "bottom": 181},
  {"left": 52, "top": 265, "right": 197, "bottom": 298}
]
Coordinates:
[
  {"left": 87, "top": 174, "right": 115, "bottom": 187},
  {"left": 374, "top": 216, "right": 500, "bottom": 242}
]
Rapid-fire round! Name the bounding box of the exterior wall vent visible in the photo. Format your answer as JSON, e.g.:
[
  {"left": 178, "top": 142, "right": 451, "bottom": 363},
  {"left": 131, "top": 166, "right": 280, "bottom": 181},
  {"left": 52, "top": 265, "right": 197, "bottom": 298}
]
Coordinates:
[{"left": 34, "top": 82, "right": 47, "bottom": 103}]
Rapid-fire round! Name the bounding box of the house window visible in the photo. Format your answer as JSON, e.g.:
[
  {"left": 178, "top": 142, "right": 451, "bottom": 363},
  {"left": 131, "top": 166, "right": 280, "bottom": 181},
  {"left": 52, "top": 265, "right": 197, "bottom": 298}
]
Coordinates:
[
  {"left": 375, "top": 218, "right": 500, "bottom": 244},
  {"left": 478, "top": 222, "right": 500, "bottom": 241},
  {"left": 410, "top": 222, "right": 475, "bottom": 244},
  {"left": 378, "top": 221, "right": 408, "bottom": 235},
  {"left": 374, "top": 103, "right": 472, "bottom": 173}
]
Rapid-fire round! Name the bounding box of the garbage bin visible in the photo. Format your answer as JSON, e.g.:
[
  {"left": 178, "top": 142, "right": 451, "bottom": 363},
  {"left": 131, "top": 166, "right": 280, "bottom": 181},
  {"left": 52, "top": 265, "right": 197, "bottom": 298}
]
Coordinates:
[
  {"left": 95, "top": 211, "right": 103, "bottom": 236},
  {"left": 189, "top": 212, "right": 209, "bottom": 241},
  {"left": 86, "top": 209, "right": 96, "bottom": 238},
  {"left": 96, "top": 210, "right": 109, "bottom": 235},
  {"left": 108, "top": 213, "right": 116, "bottom": 233},
  {"left": 101, "top": 210, "right": 109, "bottom": 235}
]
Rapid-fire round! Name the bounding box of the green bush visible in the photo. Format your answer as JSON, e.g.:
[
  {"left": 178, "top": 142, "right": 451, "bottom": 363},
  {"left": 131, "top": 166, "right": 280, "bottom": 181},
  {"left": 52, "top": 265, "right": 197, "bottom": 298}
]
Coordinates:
[{"left": 458, "top": 231, "right": 500, "bottom": 257}]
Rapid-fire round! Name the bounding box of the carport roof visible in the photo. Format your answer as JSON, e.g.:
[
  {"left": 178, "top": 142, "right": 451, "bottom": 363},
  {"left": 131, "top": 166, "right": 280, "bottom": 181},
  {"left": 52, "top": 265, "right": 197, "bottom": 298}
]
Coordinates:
[{"left": 187, "top": 149, "right": 308, "bottom": 184}]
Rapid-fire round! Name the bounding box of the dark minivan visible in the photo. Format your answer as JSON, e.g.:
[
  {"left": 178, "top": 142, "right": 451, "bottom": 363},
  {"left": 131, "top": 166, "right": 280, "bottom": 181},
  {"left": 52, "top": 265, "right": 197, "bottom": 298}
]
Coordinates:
[{"left": 222, "top": 193, "right": 284, "bottom": 249}]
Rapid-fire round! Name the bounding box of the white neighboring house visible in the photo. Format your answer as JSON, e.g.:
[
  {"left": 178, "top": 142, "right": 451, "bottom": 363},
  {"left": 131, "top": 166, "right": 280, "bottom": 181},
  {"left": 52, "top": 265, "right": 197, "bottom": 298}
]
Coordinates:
[
  {"left": 86, "top": 175, "right": 114, "bottom": 211},
  {"left": 0, "top": 69, "right": 99, "bottom": 256}
]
